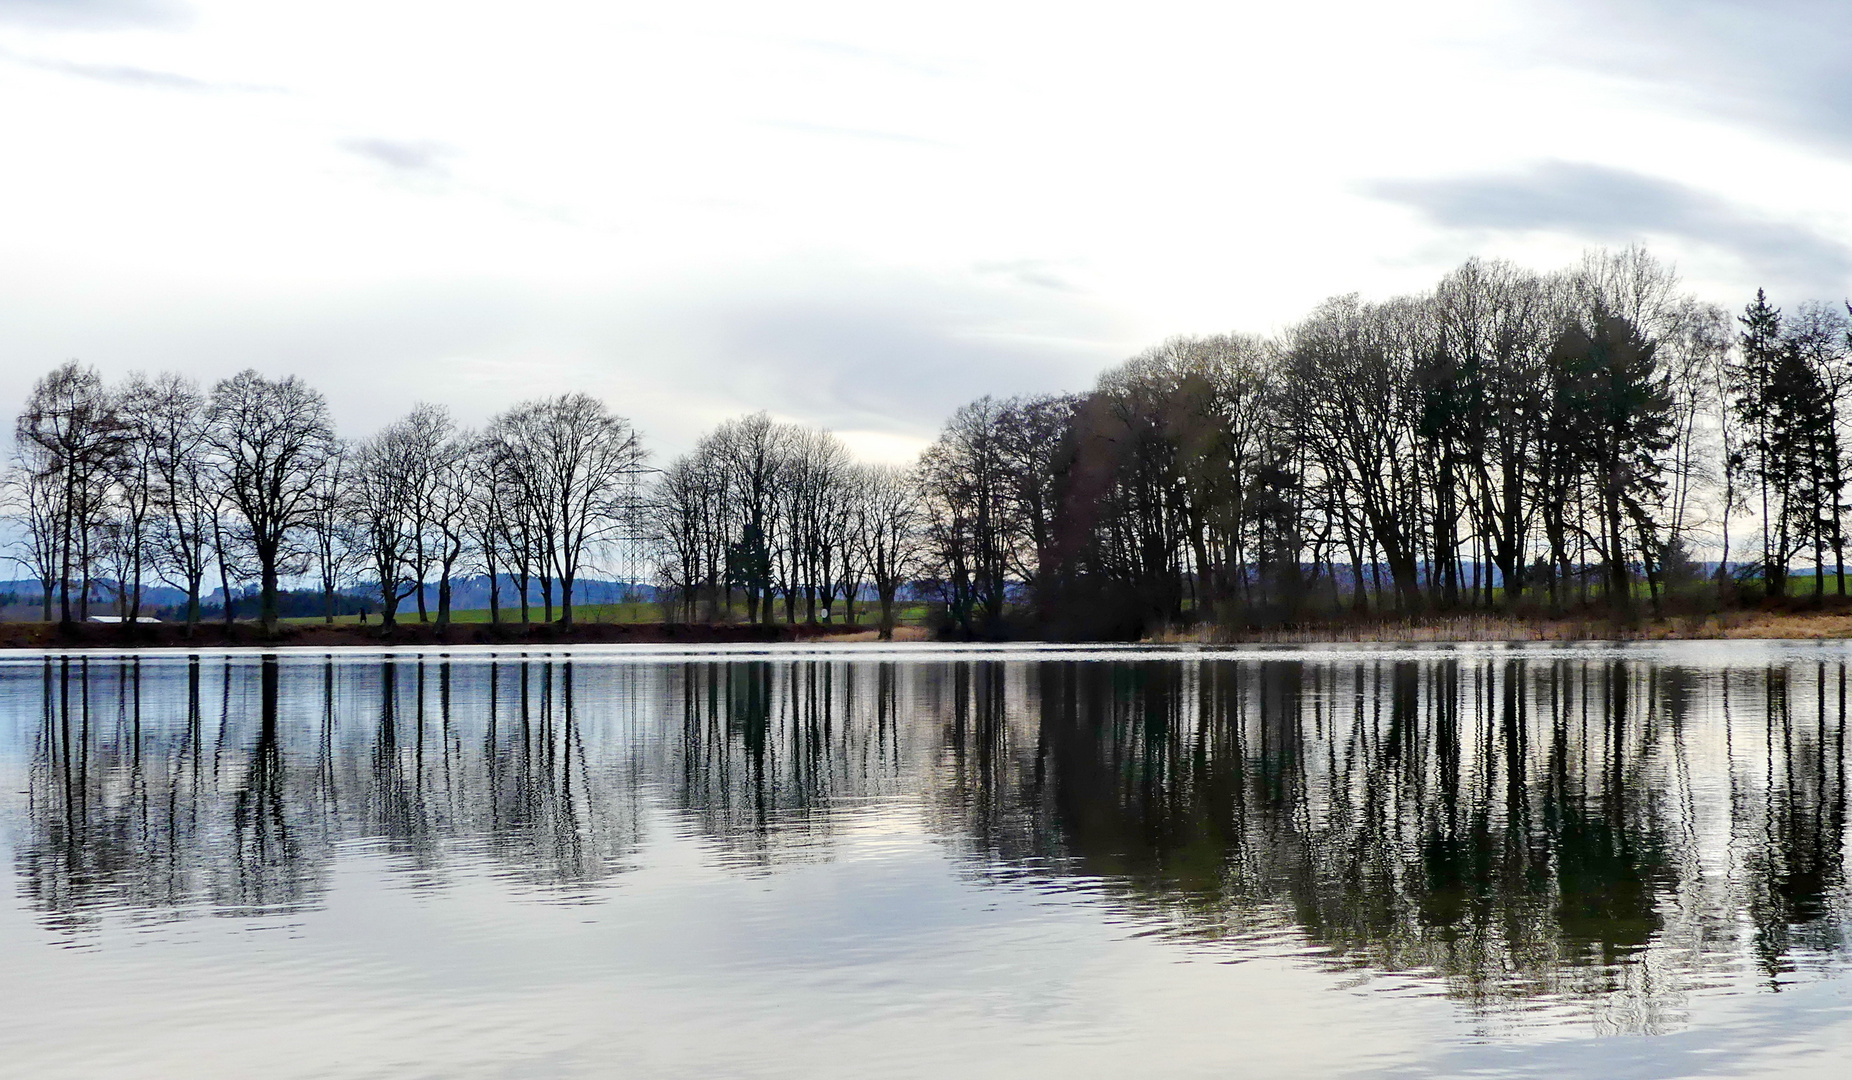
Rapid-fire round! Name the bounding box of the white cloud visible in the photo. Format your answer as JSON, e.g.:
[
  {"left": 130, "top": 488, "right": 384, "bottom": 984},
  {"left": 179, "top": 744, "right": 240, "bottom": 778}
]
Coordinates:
[{"left": 1, "top": 0, "right": 1848, "bottom": 461}]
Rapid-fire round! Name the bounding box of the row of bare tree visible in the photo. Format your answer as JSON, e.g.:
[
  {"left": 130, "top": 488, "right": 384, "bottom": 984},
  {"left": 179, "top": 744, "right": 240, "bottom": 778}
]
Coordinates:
[
  {"left": 7, "top": 365, "right": 645, "bottom": 632},
  {"left": 649, "top": 414, "right": 920, "bottom": 636},
  {"left": 893, "top": 248, "right": 1852, "bottom": 635},
  {"left": 11, "top": 246, "right": 1849, "bottom": 639}
]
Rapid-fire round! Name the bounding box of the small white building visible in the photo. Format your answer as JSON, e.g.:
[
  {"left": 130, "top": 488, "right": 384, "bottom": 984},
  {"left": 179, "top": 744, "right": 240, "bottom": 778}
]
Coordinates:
[{"left": 86, "top": 615, "right": 162, "bottom": 624}]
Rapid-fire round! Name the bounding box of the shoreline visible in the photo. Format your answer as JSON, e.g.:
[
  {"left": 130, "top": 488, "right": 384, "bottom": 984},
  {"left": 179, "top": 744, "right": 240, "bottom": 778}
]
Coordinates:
[
  {"left": 0, "top": 621, "right": 883, "bottom": 652},
  {"left": 6, "top": 609, "right": 1852, "bottom": 650},
  {"left": 1147, "top": 608, "right": 1852, "bottom": 644}
]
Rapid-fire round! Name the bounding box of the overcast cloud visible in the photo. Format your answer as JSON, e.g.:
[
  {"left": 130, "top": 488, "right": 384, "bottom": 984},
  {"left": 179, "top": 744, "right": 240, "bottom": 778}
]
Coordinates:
[
  {"left": 1534, "top": 0, "right": 1852, "bottom": 156},
  {"left": 1370, "top": 162, "right": 1852, "bottom": 296},
  {"left": 0, "top": 0, "right": 187, "bottom": 31},
  {"left": 1, "top": 0, "right": 1848, "bottom": 461}
]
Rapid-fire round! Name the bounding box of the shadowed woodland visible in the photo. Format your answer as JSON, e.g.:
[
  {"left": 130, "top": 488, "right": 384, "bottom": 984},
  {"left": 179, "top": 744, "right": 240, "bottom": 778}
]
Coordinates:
[{"left": 656, "top": 249, "right": 1852, "bottom": 638}]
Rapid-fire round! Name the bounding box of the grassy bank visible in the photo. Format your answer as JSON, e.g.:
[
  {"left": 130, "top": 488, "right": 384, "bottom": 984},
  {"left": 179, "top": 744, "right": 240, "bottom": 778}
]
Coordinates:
[
  {"left": 1146, "top": 602, "right": 1852, "bottom": 644},
  {"left": 0, "top": 620, "right": 875, "bottom": 651},
  {"left": 8, "top": 602, "right": 1852, "bottom": 650},
  {"left": 279, "top": 601, "right": 663, "bottom": 627},
  {"left": 278, "top": 600, "right": 938, "bottom": 628}
]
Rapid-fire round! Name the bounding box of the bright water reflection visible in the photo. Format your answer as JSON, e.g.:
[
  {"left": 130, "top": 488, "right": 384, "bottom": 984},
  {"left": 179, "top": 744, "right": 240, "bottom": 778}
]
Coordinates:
[{"left": 2, "top": 644, "right": 1850, "bottom": 1078}]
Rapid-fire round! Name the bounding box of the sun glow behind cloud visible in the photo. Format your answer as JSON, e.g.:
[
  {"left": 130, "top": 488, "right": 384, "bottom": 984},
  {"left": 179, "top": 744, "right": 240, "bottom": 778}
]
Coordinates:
[{"left": 1, "top": 0, "right": 1848, "bottom": 456}]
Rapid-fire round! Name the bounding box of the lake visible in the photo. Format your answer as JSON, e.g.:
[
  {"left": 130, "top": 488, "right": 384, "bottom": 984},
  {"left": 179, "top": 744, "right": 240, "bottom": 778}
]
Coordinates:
[{"left": 2, "top": 642, "right": 1848, "bottom": 1078}]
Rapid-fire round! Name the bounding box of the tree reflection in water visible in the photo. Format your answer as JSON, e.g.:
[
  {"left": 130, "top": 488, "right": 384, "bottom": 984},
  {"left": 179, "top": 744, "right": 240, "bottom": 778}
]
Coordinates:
[
  {"left": 7, "top": 651, "right": 1850, "bottom": 1027},
  {"left": 15, "top": 655, "right": 649, "bottom": 927},
  {"left": 931, "top": 657, "right": 1851, "bottom": 1030},
  {"left": 665, "top": 660, "right": 914, "bottom": 867}
]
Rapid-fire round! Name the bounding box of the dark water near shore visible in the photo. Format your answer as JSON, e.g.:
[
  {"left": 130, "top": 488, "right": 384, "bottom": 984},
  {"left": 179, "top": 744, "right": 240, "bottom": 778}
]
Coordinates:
[{"left": 2, "top": 642, "right": 1849, "bottom": 1078}]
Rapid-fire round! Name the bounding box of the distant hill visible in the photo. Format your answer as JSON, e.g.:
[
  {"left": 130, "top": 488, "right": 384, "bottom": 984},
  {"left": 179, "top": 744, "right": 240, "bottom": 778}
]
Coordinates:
[{"left": 0, "top": 575, "right": 658, "bottom": 622}]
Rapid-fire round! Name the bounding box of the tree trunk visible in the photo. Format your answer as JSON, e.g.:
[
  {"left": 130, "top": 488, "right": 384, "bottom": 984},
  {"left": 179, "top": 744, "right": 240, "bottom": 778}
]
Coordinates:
[
  {"left": 79, "top": 523, "right": 91, "bottom": 622},
  {"left": 217, "top": 550, "right": 235, "bottom": 629},
  {"left": 1604, "top": 485, "right": 1628, "bottom": 609},
  {"left": 1343, "top": 531, "right": 1367, "bottom": 613},
  {"left": 58, "top": 481, "right": 74, "bottom": 625},
  {"left": 1815, "top": 528, "right": 1827, "bottom": 603},
  {"left": 129, "top": 545, "right": 143, "bottom": 623},
  {"left": 260, "top": 560, "right": 280, "bottom": 635}
]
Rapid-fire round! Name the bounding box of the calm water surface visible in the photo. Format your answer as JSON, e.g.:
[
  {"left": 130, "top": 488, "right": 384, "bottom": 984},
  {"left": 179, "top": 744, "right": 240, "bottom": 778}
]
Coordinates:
[{"left": 3, "top": 642, "right": 1850, "bottom": 1078}]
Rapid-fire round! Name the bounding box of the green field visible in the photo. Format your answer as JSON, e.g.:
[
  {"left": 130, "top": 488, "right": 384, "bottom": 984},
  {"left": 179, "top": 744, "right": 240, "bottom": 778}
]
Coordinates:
[
  {"left": 281, "top": 600, "right": 938, "bottom": 628},
  {"left": 282, "top": 601, "right": 659, "bottom": 627}
]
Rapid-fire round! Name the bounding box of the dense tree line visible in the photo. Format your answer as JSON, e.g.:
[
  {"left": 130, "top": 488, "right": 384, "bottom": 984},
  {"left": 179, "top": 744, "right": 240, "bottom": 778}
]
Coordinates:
[
  {"left": 888, "top": 248, "right": 1849, "bottom": 635},
  {"left": 8, "top": 246, "right": 1851, "bottom": 638},
  {"left": 648, "top": 413, "right": 921, "bottom": 637},
  {"left": 660, "top": 247, "right": 1842, "bottom": 638},
  {"left": 5, "top": 366, "right": 645, "bottom": 633}
]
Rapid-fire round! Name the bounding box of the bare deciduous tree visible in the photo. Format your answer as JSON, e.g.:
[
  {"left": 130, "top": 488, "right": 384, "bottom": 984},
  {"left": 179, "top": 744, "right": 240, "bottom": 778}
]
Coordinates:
[
  {"left": 493, "top": 394, "right": 647, "bottom": 627},
  {"left": 306, "top": 441, "right": 366, "bottom": 625},
  {"left": 852, "top": 464, "right": 924, "bottom": 639},
  {"left": 15, "top": 361, "right": 124, "bottom": 624},
  {"left": 2, "top": 446, "right": 62, "bottom": 621},
  {"left": 205, "top": 370, "right": 336, "bottom": 633},
  {"left": 350, "top": 416, "right": 424, "bottom": 628},
  {"left": 139, "top": 373, "right": 217, "bottom": 631}
]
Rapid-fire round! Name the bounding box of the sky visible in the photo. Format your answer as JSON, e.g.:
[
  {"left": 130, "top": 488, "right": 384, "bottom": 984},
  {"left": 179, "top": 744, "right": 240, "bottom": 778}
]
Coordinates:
[{"left": 2, "top": 0, "right": 1849, "bottom": 463}]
